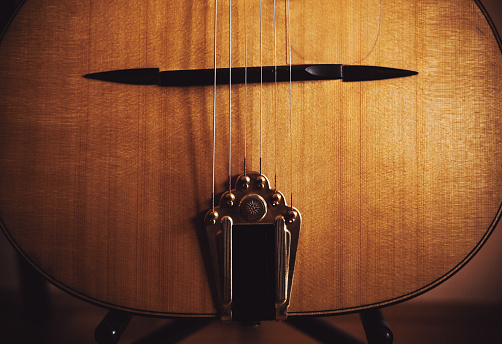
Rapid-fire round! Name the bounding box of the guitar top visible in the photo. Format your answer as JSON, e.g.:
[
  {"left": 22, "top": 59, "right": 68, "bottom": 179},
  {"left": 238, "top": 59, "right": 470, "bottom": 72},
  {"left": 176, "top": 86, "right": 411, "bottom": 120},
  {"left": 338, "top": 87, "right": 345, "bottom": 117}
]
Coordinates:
[{"left": 1, "top": 0, "right": 502, "bottom": 317}]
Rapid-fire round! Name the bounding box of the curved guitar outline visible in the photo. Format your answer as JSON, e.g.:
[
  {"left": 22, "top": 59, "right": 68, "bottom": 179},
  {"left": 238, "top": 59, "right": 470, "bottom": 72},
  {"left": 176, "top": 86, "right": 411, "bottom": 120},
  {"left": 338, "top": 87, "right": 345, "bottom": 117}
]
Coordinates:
[{"left": 0, "top": 0, "right": 501, "bottom": 317}]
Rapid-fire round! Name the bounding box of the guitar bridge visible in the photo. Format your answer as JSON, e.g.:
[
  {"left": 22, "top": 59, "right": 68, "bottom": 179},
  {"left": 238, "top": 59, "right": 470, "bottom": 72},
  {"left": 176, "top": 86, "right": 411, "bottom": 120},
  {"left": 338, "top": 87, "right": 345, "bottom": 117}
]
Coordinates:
[{"left": 204, "top": 172, "right": 301, "bottom": 321}]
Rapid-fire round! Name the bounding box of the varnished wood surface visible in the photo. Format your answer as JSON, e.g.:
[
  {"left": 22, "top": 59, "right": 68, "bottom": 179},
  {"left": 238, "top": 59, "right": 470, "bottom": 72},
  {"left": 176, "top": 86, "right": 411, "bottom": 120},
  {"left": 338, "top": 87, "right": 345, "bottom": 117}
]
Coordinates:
[{"left": 1, "top": 0, "right": 502, "bottom": 316}]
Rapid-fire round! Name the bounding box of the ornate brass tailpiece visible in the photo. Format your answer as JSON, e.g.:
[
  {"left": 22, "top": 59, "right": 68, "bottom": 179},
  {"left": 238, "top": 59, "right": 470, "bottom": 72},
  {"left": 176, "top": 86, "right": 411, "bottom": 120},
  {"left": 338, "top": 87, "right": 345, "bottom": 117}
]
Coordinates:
[{"left": 204, "top": 172, "right": 301, "bottom": 321}]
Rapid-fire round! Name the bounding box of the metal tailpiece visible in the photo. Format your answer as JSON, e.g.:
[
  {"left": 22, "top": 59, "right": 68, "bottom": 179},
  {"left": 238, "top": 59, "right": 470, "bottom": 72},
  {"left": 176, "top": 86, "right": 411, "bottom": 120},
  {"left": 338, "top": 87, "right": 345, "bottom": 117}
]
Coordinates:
[{"left": 204, "top": 172, "right": 301, "bottom": 321}]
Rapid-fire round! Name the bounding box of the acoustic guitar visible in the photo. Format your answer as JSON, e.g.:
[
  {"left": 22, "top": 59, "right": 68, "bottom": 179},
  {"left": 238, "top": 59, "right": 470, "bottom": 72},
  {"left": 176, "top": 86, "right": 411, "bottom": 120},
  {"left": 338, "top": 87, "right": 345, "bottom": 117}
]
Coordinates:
[{"left": 1, "top": 0, "right": 501, "bottom": 320}]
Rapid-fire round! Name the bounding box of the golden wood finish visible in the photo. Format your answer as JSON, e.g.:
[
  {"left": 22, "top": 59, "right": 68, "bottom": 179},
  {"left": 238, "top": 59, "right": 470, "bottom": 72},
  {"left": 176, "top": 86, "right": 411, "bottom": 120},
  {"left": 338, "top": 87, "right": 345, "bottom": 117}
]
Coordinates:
[{"left": 1, "top": 0, "right": 501, "bottom": 316}]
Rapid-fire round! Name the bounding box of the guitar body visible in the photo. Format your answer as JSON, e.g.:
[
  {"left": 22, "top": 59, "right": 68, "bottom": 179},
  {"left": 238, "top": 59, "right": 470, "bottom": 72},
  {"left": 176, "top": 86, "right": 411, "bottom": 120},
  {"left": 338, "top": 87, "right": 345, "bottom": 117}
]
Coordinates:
[{"left": 1, "top": 0, "right": 501, "bottom": 316}]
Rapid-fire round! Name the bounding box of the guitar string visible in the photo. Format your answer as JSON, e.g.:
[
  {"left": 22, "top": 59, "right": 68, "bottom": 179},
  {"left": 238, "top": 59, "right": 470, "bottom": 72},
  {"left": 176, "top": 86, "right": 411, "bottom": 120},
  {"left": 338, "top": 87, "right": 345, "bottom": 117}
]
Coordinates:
[
  {"left": 244, "top": 0, "right": 248, "bottom": 176},
  {"left": 213, "top": 0, "right": 296, "bottom": 204},
  {"left": 273, "top": 0, "right": 278, "bottom": 192},
  {"left": 228, "top": 0, "right": 232, "bottom": 192},
  {"left": 287, "top": 0, "right": 293, "bottom": 208},
  {"left": 210, "top": 0, "right": 378, "bottom": 208},
  {"left": 212, "top": 0, "right": 218, "bottom": 212},
  {"left": 259, "top": 0, "right": 263, "bottom": 176}
]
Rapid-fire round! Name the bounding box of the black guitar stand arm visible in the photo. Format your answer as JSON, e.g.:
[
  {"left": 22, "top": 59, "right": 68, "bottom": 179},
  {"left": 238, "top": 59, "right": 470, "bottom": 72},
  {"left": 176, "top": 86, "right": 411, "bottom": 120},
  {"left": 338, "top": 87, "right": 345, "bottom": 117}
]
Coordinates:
[
  {"left": 94, "top": 311, "right": 213, "bottom": 344},
  {"left": 286, "top": 308, "right": 393, "bottom": 344},
  {"left": 360, "top": 308, "right": 394, "bottom": 344},
  {"left": 94, "top": 308, "right": 393, "bottom": 344}
]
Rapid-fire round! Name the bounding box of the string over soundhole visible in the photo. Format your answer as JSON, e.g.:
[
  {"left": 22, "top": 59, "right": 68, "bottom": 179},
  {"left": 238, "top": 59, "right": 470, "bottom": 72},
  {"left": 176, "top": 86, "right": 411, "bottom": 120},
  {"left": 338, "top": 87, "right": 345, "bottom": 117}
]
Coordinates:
[{"left": 204, "top": 172, "right": 301, "bottom": 321}]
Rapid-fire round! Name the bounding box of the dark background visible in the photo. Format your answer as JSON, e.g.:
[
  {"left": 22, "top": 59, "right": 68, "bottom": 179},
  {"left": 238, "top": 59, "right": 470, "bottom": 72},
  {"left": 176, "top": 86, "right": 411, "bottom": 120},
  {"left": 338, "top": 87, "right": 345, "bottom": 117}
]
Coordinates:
[{"left": 1, "top": 0, "right": 502, "bottom": 343}]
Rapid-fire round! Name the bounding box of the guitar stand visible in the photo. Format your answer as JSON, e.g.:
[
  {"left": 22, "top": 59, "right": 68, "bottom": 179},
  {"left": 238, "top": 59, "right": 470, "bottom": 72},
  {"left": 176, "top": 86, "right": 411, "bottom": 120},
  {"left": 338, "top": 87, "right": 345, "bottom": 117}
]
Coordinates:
[
  {"left": 286, "top": 309, "right": 393, "bottom": 344},
  {"left": 94, "top": 308, "right": 393, "bottom": 344}
]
